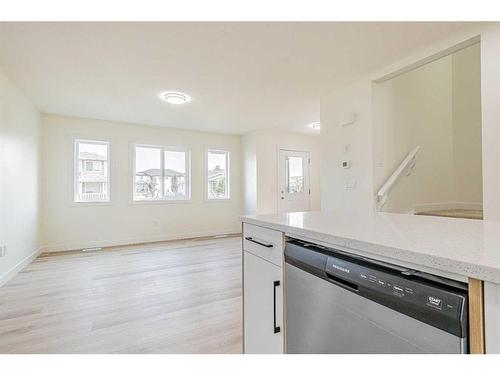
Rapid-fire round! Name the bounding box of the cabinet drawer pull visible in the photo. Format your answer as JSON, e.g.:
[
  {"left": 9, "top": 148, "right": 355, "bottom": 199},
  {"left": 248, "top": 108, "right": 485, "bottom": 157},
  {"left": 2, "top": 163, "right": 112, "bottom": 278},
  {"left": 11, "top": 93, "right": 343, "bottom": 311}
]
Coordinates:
[
  {"left": 245, "top": 236, "right": 274, "bottom": 248},
  {"left": 273, "top": 280, "right": 281, "bottom": 334}
]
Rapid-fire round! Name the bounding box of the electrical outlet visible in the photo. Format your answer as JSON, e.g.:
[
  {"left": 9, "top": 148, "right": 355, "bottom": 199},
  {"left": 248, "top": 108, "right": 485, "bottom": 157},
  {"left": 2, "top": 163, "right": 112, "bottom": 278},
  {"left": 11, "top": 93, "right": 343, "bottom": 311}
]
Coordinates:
[{"left": 0, "top": 244, "right": 7, "bottom": 257}]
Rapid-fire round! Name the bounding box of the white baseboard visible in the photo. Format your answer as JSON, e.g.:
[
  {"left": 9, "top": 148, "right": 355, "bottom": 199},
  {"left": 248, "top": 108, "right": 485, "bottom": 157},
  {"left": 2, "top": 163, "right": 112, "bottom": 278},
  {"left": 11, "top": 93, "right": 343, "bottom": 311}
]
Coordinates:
[
  {"left": 414, "top": 201, "right": 483, "bottom": 213},
  {"left": 0, "top": 247, "right": 43, "bottom": 288},
  {"left": 40, "top": 229, "right": 242, "bottom": 253}
]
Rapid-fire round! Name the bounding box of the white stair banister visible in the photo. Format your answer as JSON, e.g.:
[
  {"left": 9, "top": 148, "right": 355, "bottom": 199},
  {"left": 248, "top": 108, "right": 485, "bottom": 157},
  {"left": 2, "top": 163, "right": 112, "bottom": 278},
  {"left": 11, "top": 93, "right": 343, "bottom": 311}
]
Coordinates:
[{"left": 376, "top": 146, "right": 420, "bottom": 210}]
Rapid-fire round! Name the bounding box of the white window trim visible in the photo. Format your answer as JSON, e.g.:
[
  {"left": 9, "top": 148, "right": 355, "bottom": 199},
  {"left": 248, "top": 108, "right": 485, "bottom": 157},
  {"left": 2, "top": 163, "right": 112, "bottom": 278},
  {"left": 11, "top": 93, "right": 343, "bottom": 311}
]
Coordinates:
[
  {"left": 205, "top": 148, "right": 231, "bottom": 201},
  {"left": 132, "top": 143, "right": 192, "bottom": 203},
  {"left": 73, "top": 139, "right": 111, "bottom": 204}
]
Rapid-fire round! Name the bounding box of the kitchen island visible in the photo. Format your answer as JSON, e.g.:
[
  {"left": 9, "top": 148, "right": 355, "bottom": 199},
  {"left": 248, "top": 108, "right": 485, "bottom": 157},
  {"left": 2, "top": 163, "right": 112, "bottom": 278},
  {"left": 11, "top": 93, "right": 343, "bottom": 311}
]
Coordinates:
[{"left": 241, "top": 210, "right": 500, "bottom": 354}]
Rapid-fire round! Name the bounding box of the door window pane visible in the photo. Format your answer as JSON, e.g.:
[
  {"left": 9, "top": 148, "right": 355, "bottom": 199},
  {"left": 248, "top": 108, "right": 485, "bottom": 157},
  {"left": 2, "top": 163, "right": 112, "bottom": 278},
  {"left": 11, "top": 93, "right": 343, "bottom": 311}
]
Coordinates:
[
  {"left": 134, "top": 147, "right": 161, "bottom": 200},
  {"left": 207, "top": 150, "right": 229, "bottom": 199},
  {"left": 164, "top": 150, "right": 188, "bottom": 199},
  {"left": 75, "top": 140, "right": 110, "bottom": 202},
  {"left": 287, "top": 156, "right": 304, "bottom": 194}
]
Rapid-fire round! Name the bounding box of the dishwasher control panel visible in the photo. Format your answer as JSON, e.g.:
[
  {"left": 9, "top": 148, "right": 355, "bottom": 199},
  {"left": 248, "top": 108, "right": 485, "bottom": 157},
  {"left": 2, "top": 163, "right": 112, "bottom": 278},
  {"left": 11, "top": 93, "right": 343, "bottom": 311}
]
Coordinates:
[
  {"left": 285, "top": 239, "right": 468, "bottom": 338},
  {"left": 326, "top": 256, "right": 463, "bottom": 315}
]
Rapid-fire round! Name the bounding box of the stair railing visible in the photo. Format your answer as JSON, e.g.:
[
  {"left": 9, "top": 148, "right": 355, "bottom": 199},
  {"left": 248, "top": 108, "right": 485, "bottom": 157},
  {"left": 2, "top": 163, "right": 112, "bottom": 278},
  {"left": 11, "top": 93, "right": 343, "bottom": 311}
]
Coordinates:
[{"left": 376, "top": 146, "right": 420, "bottom": 211}]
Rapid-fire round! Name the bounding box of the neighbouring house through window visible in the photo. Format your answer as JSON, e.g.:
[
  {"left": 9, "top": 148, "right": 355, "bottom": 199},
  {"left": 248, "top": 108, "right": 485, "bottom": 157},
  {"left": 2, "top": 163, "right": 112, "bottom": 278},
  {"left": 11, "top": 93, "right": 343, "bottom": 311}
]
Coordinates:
[
  {"left": 207, "top": 150, "right": 230, "bottom": 199},
  {"left": 134, "top": 145, "right": 190, "bottom": 201},
  {"left": 74, "top": 140, "right": 110, "bottom": 202}
]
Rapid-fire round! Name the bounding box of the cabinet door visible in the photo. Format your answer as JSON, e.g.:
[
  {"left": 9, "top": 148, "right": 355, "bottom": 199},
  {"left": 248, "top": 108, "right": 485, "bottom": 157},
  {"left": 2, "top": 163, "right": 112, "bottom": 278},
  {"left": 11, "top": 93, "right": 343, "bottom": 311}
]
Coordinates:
[{"left": 243, "top": 252, "right": 283, "bottom": 354}]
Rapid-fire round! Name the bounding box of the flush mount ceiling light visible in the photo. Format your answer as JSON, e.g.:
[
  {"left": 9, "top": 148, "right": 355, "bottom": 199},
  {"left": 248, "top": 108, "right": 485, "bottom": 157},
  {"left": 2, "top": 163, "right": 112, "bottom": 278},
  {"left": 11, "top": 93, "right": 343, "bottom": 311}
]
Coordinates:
[
  {"left": 309, "top": 121, "right": 321, "bottom": 130},
  {"left": 159, "top": 91, "right": 192, "bottom": 105}
]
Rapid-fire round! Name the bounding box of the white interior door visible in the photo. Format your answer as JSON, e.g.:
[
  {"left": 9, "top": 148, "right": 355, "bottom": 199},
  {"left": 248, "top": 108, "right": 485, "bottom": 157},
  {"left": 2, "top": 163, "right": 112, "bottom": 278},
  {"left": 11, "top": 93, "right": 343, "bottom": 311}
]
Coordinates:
[{"left": 278, "top": 149, "right": 311, "bottom": 213}]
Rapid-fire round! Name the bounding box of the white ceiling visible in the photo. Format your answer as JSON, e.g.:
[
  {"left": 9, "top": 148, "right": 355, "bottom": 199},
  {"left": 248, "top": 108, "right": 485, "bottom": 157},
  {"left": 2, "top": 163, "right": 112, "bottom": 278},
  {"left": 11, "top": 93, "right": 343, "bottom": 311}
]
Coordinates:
[{"left": 0, "top": 22, "right": 479, "bottom": 135}]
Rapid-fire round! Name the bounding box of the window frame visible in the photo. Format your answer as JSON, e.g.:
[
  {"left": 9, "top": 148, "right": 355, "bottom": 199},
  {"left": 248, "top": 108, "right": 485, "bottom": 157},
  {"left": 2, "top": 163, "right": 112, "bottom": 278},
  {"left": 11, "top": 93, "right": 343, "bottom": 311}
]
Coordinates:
[
  {"left": 73, "top": 139, "right": 111, "bottom": 204},
  {"left": 205, "top": 149, "right": 230, "bottom": 201},
  {"left": 132, "top": 143, "right": 191, "bottom": 203}
]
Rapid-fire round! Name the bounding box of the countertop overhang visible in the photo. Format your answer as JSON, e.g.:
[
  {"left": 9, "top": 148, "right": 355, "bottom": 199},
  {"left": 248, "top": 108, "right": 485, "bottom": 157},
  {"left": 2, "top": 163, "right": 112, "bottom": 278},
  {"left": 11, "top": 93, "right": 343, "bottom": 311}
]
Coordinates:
[{"left": 241, "top": 210, "right": 500, "bottom": 283}]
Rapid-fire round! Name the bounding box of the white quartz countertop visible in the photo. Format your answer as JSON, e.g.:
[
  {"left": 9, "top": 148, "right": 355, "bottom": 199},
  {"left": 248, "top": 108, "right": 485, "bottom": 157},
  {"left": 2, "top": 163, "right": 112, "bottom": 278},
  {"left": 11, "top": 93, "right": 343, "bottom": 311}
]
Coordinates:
[{"left": 241, "top": 210, "right": 500, "bottom": 283}]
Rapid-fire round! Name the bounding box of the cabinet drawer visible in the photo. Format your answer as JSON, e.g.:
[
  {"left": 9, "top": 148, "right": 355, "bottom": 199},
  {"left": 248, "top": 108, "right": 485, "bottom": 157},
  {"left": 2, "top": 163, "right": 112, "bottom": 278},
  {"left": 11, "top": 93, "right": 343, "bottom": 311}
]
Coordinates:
[{"left": 243, "top": 223, "right": 283, "bottom": 267}]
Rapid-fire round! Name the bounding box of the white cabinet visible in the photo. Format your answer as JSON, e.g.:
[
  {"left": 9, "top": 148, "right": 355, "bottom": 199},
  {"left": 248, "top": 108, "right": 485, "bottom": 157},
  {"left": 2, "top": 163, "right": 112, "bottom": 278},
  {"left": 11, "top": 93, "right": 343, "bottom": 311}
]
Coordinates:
[
  {"left": 243, "top": 251, "right": 283, "bottom": 354},
  {"left": 485, "top": 282, "right": 500, "bottom": 353}
]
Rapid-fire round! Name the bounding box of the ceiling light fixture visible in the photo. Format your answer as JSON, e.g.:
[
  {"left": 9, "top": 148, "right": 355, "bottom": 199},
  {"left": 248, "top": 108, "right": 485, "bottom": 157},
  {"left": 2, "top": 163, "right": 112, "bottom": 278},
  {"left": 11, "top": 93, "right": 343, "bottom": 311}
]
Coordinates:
[
  {"left": 309, "top": 121, "right": 321, "bottom": 130},
  {"left": 160, "top": 91, "right": 192, "bottom": 105}
]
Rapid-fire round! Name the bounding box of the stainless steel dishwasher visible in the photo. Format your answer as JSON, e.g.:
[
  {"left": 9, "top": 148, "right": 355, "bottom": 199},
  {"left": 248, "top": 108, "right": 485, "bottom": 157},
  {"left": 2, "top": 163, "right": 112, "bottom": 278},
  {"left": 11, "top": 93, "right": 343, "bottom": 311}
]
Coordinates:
[{"left": 284, "top": 239, "right": 469, "bottom": 354}]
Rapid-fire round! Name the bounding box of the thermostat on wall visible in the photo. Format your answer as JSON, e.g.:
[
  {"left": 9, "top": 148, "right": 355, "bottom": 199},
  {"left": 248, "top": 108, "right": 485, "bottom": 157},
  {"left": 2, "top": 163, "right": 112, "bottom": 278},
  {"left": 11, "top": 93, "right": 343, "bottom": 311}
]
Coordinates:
[{"left": 341, "top": 160, "right": 351, "bottom": 169}]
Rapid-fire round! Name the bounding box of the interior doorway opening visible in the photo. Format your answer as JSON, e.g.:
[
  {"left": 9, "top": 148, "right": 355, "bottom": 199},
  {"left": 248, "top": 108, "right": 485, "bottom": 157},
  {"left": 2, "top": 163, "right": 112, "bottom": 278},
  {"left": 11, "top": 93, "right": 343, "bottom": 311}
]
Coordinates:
[{"left": 373, "top": 41, "right": 483, "bottom": 220}]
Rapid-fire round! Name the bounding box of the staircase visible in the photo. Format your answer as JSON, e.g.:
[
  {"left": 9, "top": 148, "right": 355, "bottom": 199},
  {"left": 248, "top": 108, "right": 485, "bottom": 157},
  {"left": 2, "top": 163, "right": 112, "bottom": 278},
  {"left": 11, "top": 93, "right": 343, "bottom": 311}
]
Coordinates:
[{"left": 376, "top": 145, "right": 483, "bottom": 220}]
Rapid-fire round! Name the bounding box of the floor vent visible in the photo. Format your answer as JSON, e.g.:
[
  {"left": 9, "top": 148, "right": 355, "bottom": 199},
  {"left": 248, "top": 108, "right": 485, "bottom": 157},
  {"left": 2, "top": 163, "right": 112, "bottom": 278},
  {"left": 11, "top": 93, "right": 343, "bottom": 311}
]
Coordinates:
[{"left": 82, "top": 247, "right": 103, "bottom": 252}]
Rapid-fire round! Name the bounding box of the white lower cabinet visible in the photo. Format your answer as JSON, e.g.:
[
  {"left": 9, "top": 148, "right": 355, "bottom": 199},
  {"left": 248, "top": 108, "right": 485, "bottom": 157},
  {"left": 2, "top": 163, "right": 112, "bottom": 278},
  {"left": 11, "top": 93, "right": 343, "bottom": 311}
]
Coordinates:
[
  {"left": 243, "top": 251, "right": 283, "bottom": 353},
  {"left": 485, "top": 281, "right": 500, "bottom": 353}
]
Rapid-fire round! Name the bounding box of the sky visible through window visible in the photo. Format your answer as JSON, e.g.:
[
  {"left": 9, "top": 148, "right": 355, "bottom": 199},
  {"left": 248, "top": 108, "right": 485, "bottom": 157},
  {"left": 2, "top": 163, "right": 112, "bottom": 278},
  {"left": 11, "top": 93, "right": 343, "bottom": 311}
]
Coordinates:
[
  {"left": 164, "top": 150, "right": 185, "bottom": 173},
  {"left": 79, "top": 142, "right": 107, "bottom": 158},
  {"left": 208, "top": 151, "right": 226, "bottom": 171},
  {"left": 135, "top": 147, "right": 185, "bottom": 173},
  {"left": 135, "top": 147, "right": 160, "bottom": 172},
  {"left": 288, "top": 156, "right": 303, "bottom": 179}
]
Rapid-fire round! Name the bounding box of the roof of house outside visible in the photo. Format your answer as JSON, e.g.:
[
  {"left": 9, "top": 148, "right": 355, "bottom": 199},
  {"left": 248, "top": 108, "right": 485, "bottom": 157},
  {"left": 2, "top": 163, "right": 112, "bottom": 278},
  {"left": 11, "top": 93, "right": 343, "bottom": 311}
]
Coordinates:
[
  {"left": 79, "top": 152, "right": 107, "bottom": 161},
  {"left": 137, "top": 168, "right": 184, "bottom": 177},
  {"left": 208, "top": 166, "right": 225, "bottom": 181}
]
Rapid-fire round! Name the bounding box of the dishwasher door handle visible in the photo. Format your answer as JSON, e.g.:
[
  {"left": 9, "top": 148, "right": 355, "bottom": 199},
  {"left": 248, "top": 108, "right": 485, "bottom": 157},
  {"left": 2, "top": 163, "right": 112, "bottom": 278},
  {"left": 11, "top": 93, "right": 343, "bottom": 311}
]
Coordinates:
[
  {"left": 273, "top": 280, "right": 281, "bottom": 334},
  {"left": 245, "top": 236, "right": 274, "bottom": 248}
]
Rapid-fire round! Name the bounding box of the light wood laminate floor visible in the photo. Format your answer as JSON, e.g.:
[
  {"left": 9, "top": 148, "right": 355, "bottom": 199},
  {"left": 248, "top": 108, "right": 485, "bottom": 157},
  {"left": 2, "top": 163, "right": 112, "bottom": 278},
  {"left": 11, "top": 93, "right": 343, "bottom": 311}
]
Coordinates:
[{"left": 0, "top": 236, "right": 243, "bottom": 354}]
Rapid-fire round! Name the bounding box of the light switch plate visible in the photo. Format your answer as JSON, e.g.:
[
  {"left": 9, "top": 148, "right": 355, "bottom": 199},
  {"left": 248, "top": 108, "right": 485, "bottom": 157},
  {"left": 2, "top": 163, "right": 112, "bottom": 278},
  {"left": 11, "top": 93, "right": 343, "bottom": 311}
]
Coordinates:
[{"left": 0, "top": 244, "right": 7, "bottom": 257}]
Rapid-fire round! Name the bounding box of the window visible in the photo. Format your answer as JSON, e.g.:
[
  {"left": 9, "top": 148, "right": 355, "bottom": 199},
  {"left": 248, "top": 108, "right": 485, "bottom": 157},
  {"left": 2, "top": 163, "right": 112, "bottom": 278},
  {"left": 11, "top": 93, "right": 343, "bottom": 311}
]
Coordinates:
[
  {"left": 207, "top": 150, "right": 230, "bottom": 199},
  {"left": 74, "top": 140, "right": 110, "bottom": 202},
  {"left": 134, "top": 145, "right": 190, "bottom": 201},
  {"left": 287, "top": 156, "right": 304, "bottom": 194}
]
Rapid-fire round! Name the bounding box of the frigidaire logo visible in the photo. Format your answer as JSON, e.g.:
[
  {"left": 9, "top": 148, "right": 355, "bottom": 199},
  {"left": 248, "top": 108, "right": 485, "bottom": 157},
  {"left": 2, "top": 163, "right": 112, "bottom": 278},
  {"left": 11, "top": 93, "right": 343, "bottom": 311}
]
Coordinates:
[
  {"left": 331, "top": 263, "right": 350, "bottom": 273},
  {"left": 427, "top": 296, "right": 442, "bottom": 308}
]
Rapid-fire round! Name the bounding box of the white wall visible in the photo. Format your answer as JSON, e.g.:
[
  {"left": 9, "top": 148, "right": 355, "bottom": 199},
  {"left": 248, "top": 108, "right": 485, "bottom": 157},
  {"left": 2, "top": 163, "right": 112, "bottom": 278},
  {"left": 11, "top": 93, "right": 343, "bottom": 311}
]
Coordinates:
[
  {"left": 242, "top": 131, "right": 257, "bottom": 215},
  {"left": 242, "top": 130, "right": 321, "bottom": 215},
  {"left": 452, "top": 43, "right": 483, "bottom": 205},
  {"left": 321, "top": 26, "right": 497, "bottom": 218},
  {"left": 320, "top": 81, "right": 374, "bottom": 214},
  {"left": 41, "top": 114, "right": 242, "bottom": 252},
  {"left": 0, "top": 70, "right": 41, "bottom": 284},
  {"left": 481, "top": 26, "right": 500, "bottom": 221}
]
